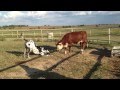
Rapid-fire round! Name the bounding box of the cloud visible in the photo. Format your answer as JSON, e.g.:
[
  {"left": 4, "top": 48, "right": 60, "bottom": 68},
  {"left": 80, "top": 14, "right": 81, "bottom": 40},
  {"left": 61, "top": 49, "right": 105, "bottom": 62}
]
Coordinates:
[
  {"left": 72, "top": 11, "right": 120, "bottom": 16},
  {"left": 26, "top": 11, "right": 48, "bottom": 19},
  {"left": 0, "top": 11, "right": 120, "bottom": 26},
  {"left": 72, "top": 11, "right": 92, "bottom": 16},
  {"left": 3, "top": 11, "right": 24, "bottom": 19},
  {"left": 96, "top": 11, "right": 120, "bottom": 15},
  {"left": 0, "top": 12, "right": 2, "bottom": 16}
]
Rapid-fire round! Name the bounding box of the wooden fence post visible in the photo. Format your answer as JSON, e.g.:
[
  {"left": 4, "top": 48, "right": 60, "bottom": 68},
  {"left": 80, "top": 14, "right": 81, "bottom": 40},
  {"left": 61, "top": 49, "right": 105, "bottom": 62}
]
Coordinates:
[
  {"left": 23, "top": 32, "right": 24, "bottom": 39},
  {"left": 71, "top": 29, "right": 73, "bottom": 32},
  {"left": 12, "top": 32, "right": 13, "bottom": 37},
  {"left": 34, "top": 32, "right": 35, "bottom": 38},
  {"left": 90, "top": 30, "right": 91, "bottom": 36},
  {"left": 108, "top": 28, "right": 111, "bottom": 44},
  {"left": 17, "top": 30, "right": 18, "bottom": 38},
  {"left": 2, "top": 32, "right": 3, "bottom": 37},
  {"left": 60, "top": 32, "right": 61, "bottom": 36},
  {"left": 41, "top": 30, "right": 43, "bottom": 42}
]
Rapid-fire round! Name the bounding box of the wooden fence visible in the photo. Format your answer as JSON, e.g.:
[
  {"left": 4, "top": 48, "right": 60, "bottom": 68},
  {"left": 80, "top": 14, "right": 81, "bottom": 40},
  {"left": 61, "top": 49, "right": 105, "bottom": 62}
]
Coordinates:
[{"left": 0, "top": 28, "right": 120, "bottom": 45}]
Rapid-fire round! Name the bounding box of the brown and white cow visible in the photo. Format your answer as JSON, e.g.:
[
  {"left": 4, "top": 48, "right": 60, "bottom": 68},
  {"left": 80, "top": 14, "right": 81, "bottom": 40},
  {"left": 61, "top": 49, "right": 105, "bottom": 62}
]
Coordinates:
[{"left": 56, "top": 31, "right": 88, "bottom": 54}]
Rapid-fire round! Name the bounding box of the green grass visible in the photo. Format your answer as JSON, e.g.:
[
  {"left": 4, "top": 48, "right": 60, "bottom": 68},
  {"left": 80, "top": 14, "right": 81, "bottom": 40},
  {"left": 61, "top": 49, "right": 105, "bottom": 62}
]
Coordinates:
[
  {"left": 0, "top": 41, "right": 55, "bottom": 69},
  {"left": 0, "top": 40, "right": 119, "bottom": 79},
  {"left": 0, "top": 41, "right": 24, "bottom": 69}
]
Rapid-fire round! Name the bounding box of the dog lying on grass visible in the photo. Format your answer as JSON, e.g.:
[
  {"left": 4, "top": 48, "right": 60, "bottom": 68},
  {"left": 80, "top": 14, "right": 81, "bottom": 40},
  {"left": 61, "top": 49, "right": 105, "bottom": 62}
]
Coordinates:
[{"left": 24, "top": 39, "right": 49, "bottom": 58}]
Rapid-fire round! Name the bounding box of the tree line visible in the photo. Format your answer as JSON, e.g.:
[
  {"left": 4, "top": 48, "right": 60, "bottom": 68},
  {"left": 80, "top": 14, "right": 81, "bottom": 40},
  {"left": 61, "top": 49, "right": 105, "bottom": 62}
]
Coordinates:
[{"left": 0, "top": 25, "right": 29, "bottom": 29}]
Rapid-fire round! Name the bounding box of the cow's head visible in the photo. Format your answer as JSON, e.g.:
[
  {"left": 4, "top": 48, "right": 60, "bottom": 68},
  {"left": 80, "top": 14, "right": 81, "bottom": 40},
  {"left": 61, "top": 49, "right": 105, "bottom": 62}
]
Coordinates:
[
  {"left": 56, "top": 42, "right": 64, "bottom": 51},
  {"left": 56, "top": 41, "right": 69, "bottom": 51}
]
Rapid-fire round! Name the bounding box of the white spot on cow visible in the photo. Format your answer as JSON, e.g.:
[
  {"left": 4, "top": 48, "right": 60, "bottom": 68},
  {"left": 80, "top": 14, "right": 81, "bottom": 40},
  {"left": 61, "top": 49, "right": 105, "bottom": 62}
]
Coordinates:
[
  {"left": 87, "top": 43, "right": 88, "bottom": 47},
  {"left": 57, "top": 43, "right": 63, "bottom": 51},
  {"left": 59, "top": 42, "right": 62, "bottom": 45},
  {"left": 63, "top": 43, "right": 68, "bottom": 48},
  {"left": 77, "top": 40, "right": 83, "bottom": 44},
  {"left": 81, "top": 49, "right": 84, "bottom": 54},
  {"left": 80, "top": 40, "right": 83, "bottom": 43}
]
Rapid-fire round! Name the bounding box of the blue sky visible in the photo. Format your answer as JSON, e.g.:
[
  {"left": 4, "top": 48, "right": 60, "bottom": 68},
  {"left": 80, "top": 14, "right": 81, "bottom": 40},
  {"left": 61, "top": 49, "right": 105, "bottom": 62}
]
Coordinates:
[{"left": 0, "top": 11, "right": 120, "bottom": 26}]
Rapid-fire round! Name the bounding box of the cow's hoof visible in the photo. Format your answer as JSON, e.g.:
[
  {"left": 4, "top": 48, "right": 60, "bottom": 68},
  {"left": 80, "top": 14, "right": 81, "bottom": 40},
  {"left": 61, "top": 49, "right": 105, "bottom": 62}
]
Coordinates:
[
  {"left": 65, "top": 53, "right": 67, "bottom": 54},
  {"left": 80, "top": 51, "right": 83, "bottom": 54},
  {"left": 65, "top": 51, "right": 67, "bottom": 54}
]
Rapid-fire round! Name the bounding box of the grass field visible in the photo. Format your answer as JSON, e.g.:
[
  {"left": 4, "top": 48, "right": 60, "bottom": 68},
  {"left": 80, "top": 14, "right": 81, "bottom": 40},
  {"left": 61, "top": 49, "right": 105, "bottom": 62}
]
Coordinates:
[
  {"left": 0, "top": 40, "right": 120, "bottom": 79},
  {"left": 0, "top": 26, "right": 120, "bottom": 79}
]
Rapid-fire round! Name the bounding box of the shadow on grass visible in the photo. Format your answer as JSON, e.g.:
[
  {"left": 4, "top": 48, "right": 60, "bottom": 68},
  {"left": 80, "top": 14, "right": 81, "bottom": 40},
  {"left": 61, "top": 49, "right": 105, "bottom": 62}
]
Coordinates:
[
  {"left": 6, "top": 51, "right": 24, "bottom": 56},
  {"left": 46, "top": 51, "right": 80, "bottom": 72},
  {"left": 1, "top": 45, "right": 56, "bottom": 73},
  {"left": 20, "top": 51, "right": 80, "bottom": 79},
  {"left": 90, "top": 47, "right": 111, "bottom": 58},
  {"left": 1, "top": 47, "right": 80, "bottom": 79},
  {"left": 6, "top": 45, "right": 56, "bottom": 56},
  {"left": 0, "top": 55, "right": 42, "bottom": 72},
  {"left": 83, "top": 61, "right": 101, "bottom": 79},
  {"left": 20, "top": 65, "right": 73, "bottom": 79},
  {"left": 83, "top": 47, "right": 111, "bottom": 79}
]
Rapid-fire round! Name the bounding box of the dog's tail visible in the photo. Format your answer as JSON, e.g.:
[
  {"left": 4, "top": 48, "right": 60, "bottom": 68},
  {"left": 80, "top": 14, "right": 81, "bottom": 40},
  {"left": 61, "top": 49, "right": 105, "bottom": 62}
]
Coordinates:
[{"left": 23, "top": 38, "right": 28, "bottom": 42}]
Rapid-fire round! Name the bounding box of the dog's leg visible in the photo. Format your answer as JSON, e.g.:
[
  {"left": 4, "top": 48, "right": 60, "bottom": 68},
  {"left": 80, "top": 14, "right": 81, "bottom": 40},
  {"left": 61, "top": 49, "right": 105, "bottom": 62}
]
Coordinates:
[
  {"left": 24, "top": 48, "right": 27, "bottom": 58},
  {"left": 27, "top": 52, "right": 31, "bottom": 59},
  {"left": 27, "top": 49, "right": 31, "bottom": 59}
]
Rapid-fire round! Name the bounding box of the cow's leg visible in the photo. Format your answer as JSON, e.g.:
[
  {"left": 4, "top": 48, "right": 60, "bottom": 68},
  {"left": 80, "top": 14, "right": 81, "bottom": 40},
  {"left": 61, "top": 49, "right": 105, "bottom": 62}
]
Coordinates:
[
  {"left": 85, "top": 40, "right": 88, "bottom": 48},
  {"left": 80, "top": 42, "right": 84, "bottom": 54},
  {"left": 86, "top": 41, "right": 88, "bottom": 48},
  {"left": 80, "top": 42, "right": 83, "bottom": 49},
  {"left": 64, "top": 47, "right": 67, "bottom": 54},
  {"left": 81, "top": 42, "right": 87, "bottom": 54},
  {"left": 80, "top": 42, "right": 86, "bottom": 54},
  {"left": 81, "top": 48, "right": 84, "bottom": 54},
  {"left": 68, "top": 45, "right": 71, "bottom": 52},
  {"left": 84, "top": 41, "right": 88, "bottom": 49}
]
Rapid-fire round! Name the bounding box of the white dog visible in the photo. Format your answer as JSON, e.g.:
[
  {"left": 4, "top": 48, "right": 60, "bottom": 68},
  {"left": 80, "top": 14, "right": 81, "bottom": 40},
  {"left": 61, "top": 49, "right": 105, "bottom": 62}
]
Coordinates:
[
  {"left": 24, "top": 39, "right": 40, "bottom": 58},
  {"left": 40, "top": 47, "right": 50, "bottom": 56},
  {"left": 24, "top": 39, "right": 50, "bottom": 58}
]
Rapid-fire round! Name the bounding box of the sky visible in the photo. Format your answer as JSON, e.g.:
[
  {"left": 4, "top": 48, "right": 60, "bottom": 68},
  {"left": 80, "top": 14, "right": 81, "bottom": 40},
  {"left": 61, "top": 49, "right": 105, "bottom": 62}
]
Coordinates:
[{"left": 0, "top": 11, "right": 120, "bottom": 26}]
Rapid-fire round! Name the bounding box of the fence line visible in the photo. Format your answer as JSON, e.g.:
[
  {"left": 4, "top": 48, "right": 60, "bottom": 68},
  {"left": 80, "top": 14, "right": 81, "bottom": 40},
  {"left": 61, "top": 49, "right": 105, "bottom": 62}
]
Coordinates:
[{"left": 0, "top": 28, "right": 120, "bottom": 44}]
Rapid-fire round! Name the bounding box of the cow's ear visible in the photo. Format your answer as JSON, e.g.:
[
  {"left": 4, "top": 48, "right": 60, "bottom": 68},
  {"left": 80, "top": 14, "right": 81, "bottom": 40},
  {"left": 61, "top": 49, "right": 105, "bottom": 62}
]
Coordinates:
[
  {"left": 59, "top": 42, "right": 62, "bottom": 45},
  {"left": 55, "top": 39, "right": 60, "bottom": 45},
  {"left": 55, "top": 40, "right": 58, "bottom": 45}
]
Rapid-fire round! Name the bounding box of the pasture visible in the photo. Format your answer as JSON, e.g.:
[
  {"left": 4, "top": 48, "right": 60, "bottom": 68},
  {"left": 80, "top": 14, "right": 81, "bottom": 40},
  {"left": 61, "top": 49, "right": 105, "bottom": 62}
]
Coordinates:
[{"left": 0, "top": 27, "right": 120, "bottom": 79}]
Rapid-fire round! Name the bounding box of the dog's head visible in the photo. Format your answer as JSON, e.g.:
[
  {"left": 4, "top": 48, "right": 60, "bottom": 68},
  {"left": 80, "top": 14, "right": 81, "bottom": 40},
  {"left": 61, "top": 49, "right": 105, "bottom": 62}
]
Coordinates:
[{"left": 25, "top": 40, "right": 36, "bottom": 49}]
